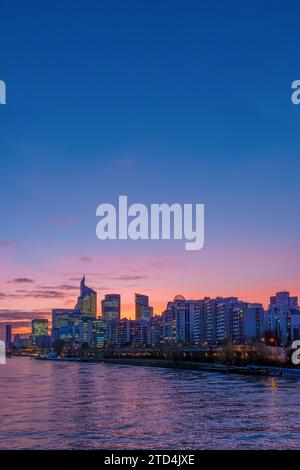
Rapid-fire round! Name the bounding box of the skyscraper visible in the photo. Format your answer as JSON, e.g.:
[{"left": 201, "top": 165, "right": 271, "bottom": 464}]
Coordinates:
[
  {"left": 101, "top": 294, "right": 121, "bottom": 321},
  {"left": 5, "top": 324, "right": 12, "bottom": 349},
  {"left": 135, "top": 293, "right": 153, "bottom": 321},
  {"left": 75, "top": 276, "right": 97, "bottom": 317}
]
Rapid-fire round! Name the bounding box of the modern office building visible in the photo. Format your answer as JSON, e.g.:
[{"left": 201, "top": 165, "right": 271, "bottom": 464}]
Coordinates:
[
  {"left": 75, "top": 276, "right": 97, "bottom": 317},
  {"left": 52, "top": 325, "right": 80, "bottom": 343},
  {"left": 101, "top": 294, "right": 121, "bottom": 321},
  {"left": 52, "top": 309, "right": 80, "bottom": 329},
  {"left": 5, "top": 324, "right": 12, "bottom": 349},
  {"left": 31, "top": 318, "right": 50, "bottom": 348},
  {"left": 32, "top": 319, "right": 48, "bottom": 337},
  {"left": 51, "top": 309, "right": 81, "bottom": 344},
  {"left": 135, "top": 293, "right": 153, "bottom": 321},
  {"left": 92, "top": 319, "right": 108, "bottom": 348},
  {"left": 79, "top": 316, "right": 94, "bottom": 346}
]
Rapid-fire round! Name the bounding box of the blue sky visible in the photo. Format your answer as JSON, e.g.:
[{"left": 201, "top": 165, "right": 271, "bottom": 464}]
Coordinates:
[{"left": 0, "top": 1, "right": 300, "bottom": 333}]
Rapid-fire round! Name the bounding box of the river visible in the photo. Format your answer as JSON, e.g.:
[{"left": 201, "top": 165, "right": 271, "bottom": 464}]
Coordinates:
[{"left": 0, "top": 357, "right": 299, "bottom": 449}]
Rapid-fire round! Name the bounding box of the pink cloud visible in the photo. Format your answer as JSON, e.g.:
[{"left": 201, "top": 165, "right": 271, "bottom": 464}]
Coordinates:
[{"left": 78, "top": 256, "right": 93, "bottom": 263}]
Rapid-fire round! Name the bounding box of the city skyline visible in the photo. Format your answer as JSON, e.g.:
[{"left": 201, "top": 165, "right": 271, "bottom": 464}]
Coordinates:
[
  {"left": 1, "top": 272, "right": 299, "bottom": 339},
  {"left": 1, "top": 1, "right": 300, "bottom": 339},
  {"left": 6, "top": 281, "right": 300, "bottom": 352}
]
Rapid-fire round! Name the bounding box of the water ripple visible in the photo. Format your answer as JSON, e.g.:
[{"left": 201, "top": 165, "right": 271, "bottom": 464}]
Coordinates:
[{"left": 0, "top": 358, "right": 300, "bottom": 449}]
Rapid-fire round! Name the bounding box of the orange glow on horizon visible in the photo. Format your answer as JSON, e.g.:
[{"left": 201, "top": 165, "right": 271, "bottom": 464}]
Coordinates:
[{"left": 1, "top": 248, "right": 300, "bottom": 338}]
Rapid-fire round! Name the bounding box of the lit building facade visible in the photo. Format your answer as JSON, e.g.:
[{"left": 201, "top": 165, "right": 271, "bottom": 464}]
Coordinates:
[
  {"left": 79, "top": 316, "right": 94, "bottom": 346},
  {"left": 31, "top": 319, "right": 50, "bottom": 347},
  {"left": 93, "top": 319, "right": 108, "bottom": 348},
  {"left": 135, "top": 293, "right": 153, "bottom": 321},
  {"left": 163, "top": 296, "right": 201, "bottom": 345},
  {"left": 101, "top": 294, "right": 121, "bottom": 321},
  {"left": 32, "top": 319, "right": 48, "bottom": 336},
  {"left": 267, "top": 291, "right": 300, "bottom": 346},
  {"left": 75, "top": 276, "right": 97, "bottom": 317},
  {"left": 51, "top": 309, "right": 81, "bottom": 344},
  {"left": 215, "top": 299, "right": 265, "bottom": 344},
  {"left": 162, "top": 305, "right": 177, "bottom": 343}
]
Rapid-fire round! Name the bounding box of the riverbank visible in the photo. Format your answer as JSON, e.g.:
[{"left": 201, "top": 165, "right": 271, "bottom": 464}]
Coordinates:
[
  {"left": 22, "top": 355, "right": 300, "bottom": 377},
  {"left": 35, "top": 355, "right": 102, "bottom": 363},
  {"left": 103, "top": 357, "right": 290, "bottom": 377}
]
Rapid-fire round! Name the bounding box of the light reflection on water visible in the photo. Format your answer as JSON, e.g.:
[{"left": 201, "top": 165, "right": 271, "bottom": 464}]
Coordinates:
[{"left": 0, "top": 357, "right": 300, "bottom": 449}]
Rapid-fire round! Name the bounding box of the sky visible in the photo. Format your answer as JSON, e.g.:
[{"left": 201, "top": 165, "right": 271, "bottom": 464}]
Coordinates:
[{"left": 1, "top": 0, "right": 300, "bottom": 338}]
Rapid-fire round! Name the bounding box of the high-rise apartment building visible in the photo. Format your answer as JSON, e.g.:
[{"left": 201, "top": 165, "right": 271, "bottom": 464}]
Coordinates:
[
  {"left": 215, "top": 298, "right": 265, "bottom": 344},
  {"left": 267, "top": 291, "right": 300, "bottom": 346},
  {"left": 163, "top": 296, "right": 200, "bottom": 345}
]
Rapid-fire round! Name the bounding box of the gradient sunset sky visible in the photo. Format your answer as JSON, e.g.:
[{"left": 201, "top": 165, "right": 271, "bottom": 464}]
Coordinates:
[{"left": 1, "top": 0, "right": 300, "bottom": 337}]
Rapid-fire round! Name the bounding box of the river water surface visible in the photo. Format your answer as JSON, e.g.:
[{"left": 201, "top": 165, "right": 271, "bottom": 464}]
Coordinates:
[{"left": 0, "top": 357, "right": 299, "bottom": 449}]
